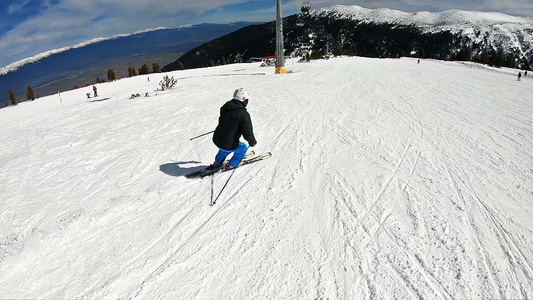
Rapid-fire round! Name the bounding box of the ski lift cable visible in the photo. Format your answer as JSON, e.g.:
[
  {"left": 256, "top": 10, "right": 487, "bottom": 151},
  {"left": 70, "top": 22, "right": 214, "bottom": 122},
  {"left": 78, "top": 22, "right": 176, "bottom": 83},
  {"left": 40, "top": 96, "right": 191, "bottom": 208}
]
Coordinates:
[{"left": 287, "top": 0, "right": 300, "bottom": 14}]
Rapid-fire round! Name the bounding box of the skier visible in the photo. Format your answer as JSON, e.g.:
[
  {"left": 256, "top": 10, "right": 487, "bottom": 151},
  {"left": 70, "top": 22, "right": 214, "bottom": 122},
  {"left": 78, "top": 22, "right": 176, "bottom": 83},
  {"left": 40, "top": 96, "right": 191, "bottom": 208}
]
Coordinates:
[
  {"left": 517, "top": 72, "right": 522, "bottom": 81},
  {"left": 93, "top": 86, "right": 98, "bottom": 97},
  {"left": 208, "top": 88, "right": 257, "bottom": 171},
  {"left": 525, "top": 70, "right": 528, "bottom": 78}
]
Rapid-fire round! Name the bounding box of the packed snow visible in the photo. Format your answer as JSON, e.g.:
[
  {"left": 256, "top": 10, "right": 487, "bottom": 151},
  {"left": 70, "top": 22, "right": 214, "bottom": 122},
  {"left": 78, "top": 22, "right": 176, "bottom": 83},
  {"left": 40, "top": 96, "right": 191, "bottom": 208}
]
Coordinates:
[{"left": 1, "top": 57, "right": 533, "bottom": 299}]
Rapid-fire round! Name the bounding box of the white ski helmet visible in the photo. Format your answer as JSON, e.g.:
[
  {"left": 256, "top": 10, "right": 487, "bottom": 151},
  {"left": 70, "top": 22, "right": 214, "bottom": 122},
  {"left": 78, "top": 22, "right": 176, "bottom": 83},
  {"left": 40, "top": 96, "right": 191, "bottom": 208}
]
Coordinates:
[{"left": 233, "top": 88, "right": 250, "bottom": 102}]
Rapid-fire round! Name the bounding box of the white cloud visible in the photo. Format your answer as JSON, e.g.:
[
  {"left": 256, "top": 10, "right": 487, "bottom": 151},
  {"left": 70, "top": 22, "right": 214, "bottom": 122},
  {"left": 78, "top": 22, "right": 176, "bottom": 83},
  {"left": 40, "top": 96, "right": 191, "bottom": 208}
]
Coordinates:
[
  {"left": 0, "top": 26, "right": 172, "bottom": 75},
  {"left": 7, "top": 0, "right": 32, "bottom": 14},
  {"left": 0, "top": 0, "right": 252, "bottom": 67}
]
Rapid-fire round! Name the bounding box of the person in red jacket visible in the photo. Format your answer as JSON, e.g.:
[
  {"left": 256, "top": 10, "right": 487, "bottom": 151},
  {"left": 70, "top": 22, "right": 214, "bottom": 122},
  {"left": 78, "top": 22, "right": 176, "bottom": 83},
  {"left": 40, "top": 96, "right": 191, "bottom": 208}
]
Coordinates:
[
  {"left": 208, "top": 88, "right": 257, "bottom": 170},
  {"left": 93, "top": 86, "right": 98, "bottom": 97}
]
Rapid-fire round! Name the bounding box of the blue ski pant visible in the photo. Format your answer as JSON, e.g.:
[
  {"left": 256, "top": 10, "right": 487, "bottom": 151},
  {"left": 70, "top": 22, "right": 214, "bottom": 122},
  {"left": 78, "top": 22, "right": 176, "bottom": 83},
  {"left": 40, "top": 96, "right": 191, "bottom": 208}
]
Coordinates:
[{"left": 215, "top": 142, "right": 248, "bottom": 167}]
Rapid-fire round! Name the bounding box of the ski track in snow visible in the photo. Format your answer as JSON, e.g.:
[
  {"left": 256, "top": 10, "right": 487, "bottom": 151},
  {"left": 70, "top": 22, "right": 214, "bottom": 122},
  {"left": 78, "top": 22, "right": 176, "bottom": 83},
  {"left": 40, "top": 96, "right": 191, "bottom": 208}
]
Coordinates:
[{"left": 1, "top": 57, "right": 533, "bottom": 299}]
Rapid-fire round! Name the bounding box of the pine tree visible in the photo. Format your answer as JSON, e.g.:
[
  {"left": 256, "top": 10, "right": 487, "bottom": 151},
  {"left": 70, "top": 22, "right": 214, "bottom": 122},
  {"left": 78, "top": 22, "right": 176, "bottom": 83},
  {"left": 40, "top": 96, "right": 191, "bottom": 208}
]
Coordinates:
[
  {"left": 305, "top": 52, "right": 311, "bottom": 61},
  {"left": 107, "top": 69, "right": 116, "bottom": 81},
  {"left": 333, "top": 41, "right": 344, "bottom": 56},
  {"left": 310, "top": 50, "right": 322, "bottom": 60},
  {"left": 480, "top": 50, "right": 490, "bottom": 65},
  {"left": 8, "top": 90, "right": 16, "bottom": 106},
  {"left": 494, "top": 48, "right": 505, "bottom": 67},
  {"left": 26, "top": 85, "right": 35, "bottom": 100},
  {"left": 139, "top": 64, "right": 150, "bottom": 75},
  {"left": 505, "top": 53, "right": 516, "bottom": 68},
  {"left": 207, "top": 59, "right": 215, "bottom": 67},
  {"left": 178, "top": 61, "right": 185, "bottom": 70},
  {"left": 128, "top": 67, "right": 137, "bottom": 77},
  {"left": 152, "top": 63, "right": 161, "bottom": 73},
  {"left": 457, "top": 46, "right": 472, "bottom": 61}
]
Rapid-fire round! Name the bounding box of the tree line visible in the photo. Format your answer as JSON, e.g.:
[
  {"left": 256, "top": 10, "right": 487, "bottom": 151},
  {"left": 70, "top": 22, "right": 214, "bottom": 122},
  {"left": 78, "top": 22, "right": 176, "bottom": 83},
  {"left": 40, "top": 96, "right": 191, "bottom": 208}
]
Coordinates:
[
  {"left": 332, "top": 41, "right": 520, "bottom": 69},
  {"left": 286, "top": 14, "right": 531, "bottom": 70},
  {"left": 4, "top": 62, "right": 164, "bottom": 107},
  {"left": 6, "top": 86, "right": 38, "bottom": 107}
]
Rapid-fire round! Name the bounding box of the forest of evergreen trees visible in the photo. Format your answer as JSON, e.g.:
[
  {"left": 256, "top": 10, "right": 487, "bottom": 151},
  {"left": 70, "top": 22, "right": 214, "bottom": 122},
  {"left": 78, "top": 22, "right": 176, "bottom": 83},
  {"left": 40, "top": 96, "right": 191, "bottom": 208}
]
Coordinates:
[{"left": 167, "top": 14, "right": 531, "bottom": 72}]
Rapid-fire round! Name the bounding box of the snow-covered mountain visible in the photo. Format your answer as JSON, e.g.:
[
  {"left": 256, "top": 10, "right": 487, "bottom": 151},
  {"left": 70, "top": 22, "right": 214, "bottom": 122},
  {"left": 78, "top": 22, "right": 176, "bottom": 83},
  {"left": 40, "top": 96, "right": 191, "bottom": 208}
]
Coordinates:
[
  {"left": 167, "top": 5, "right": 532, "bottom": 72},
  {"left": 318, "top": 5, "right": 532, "bottom": 25},
  {"left": 312, "top": 5, "right": 533, "bottom": 63},
  {"left": 1, "top": 56, "right": 533, "bottom": 299}
]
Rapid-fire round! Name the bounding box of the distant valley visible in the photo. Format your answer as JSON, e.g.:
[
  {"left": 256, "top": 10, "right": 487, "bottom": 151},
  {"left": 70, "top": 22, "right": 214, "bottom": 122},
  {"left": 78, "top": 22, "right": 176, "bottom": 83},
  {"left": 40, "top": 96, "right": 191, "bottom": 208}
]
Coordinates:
[{"left": 0, "top": 22, "right": 257, "bottom": 106}]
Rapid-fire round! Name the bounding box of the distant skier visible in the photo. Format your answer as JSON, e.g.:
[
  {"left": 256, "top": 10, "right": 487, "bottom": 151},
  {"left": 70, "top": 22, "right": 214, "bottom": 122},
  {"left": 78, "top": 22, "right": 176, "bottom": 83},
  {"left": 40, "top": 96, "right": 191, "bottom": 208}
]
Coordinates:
[
  {"left": 86, "top": 93, "right": 91, "bottom": 99},
  {"left": 525, "top": 70, "right": 528, "bottom": 78},
  {"left": 517, "top": 72, "right": 522, "bottom": 81},
  {"left": 93, "top": 86, "right": 98, "bottom": 97},
  {"left": 208, "top": 88, "right": 257, "bottom": 171}
]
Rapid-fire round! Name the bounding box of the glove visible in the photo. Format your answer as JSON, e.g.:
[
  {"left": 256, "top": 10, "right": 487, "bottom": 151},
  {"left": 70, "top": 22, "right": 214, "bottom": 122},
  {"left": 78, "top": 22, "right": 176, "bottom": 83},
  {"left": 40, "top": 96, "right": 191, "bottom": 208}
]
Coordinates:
[{"left": 249, "top": 142, "right": 257, "bottom": 147}]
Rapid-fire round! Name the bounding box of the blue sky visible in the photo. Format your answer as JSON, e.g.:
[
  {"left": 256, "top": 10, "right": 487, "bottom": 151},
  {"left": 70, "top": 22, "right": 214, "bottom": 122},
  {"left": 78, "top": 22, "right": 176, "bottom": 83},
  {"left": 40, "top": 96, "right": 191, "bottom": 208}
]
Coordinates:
[{"left": 0, "top": 0, "right": 531, "bottom": 68}]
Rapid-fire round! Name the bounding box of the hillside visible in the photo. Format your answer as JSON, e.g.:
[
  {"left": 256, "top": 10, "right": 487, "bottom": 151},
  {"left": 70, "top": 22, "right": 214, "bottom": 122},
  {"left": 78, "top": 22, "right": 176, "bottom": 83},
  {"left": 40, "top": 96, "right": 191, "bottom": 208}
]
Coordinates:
[
  {"left": 1, "top": 57, "right": 533, "bottom": 299},
  {"left": 0, "top": 22, "right": 256, "bottom": 105},
  {"left": 165, "top": 5, "right": 533, "bottom": 71}
]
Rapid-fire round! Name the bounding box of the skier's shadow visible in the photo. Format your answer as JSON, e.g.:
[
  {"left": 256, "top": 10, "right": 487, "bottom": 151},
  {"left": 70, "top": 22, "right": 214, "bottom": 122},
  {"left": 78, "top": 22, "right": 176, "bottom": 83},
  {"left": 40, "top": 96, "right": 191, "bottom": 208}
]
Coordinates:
[
  {"left": 159, "top": 161, "right": 206, "bottom": 177},
  {"left": 88, "top": 97, "right": 111, "bottom": 103}
]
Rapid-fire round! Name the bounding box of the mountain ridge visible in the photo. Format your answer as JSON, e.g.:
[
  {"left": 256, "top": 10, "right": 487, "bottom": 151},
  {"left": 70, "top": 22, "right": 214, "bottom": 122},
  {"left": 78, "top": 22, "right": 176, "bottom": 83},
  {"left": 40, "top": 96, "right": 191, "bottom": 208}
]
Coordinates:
[
  {"left": 313, "top": 5, "right": 533, "bottom": 61},
  {"left": 165, "top": 5, "right": 532, "bottom": 71}
]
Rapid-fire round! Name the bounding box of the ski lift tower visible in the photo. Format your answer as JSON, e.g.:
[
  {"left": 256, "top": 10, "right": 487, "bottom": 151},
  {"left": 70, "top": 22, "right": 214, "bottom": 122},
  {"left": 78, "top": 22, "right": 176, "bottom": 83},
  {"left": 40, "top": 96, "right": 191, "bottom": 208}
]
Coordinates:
[{"left": 275, "top": 0, "right": 285, "bottom": 74}]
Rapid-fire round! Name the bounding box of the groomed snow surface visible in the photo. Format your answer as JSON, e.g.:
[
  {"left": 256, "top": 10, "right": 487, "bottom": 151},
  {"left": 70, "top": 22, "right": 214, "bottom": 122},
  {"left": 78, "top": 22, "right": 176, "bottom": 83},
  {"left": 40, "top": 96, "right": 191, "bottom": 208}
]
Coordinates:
[{"left": 1, "top": 57, "right": 533, "bottom": 299}]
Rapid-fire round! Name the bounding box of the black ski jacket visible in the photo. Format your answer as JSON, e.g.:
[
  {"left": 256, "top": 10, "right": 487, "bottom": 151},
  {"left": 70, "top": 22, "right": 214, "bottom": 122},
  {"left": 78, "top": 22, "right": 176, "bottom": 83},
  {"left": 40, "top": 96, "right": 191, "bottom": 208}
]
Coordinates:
[{"left": 213, "top": 99, "right": 256, "bottom": 150}]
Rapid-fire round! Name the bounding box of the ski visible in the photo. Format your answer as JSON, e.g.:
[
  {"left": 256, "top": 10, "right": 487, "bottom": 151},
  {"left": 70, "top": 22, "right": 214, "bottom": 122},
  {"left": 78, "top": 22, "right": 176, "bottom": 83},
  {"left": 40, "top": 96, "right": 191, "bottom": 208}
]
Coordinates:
[
  {"left": 202, "top": 151, "right": 271, "bottom": 178},
  {"left": 217, "top": 152, "right": 272, "bottom": 175},
  {"left": 185, "top": 151, "right": 256, "bottom": 179},
  {"left": 210, "top": 152, "right": 272, "bottom": 205}
]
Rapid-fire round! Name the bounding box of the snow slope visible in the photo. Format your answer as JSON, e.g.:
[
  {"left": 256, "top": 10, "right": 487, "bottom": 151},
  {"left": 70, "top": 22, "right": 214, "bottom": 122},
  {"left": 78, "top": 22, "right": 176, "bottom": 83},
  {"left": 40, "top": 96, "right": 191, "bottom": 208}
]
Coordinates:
[{"left": 1, "top": 57, "right": 533, "bottom": 299}]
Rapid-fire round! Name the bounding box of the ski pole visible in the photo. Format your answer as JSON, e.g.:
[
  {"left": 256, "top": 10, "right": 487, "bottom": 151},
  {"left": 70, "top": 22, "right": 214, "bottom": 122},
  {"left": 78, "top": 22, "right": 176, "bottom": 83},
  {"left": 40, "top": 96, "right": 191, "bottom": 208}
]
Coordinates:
[{"left": 190, "top": 130, "right": 214, "bottom": 141}]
